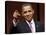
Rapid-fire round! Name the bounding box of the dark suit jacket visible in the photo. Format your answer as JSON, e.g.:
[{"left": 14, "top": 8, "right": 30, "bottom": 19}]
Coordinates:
[{"left": 11, "top": 20, "right": 44, "bottom": 34}]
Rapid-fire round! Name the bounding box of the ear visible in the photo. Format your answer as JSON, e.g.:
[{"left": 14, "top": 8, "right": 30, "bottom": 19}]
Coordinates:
[
  {"left": 32, "top": 9, "right": 34, "bottom": 14},
  {"left": 33, "top": 10, "right": 34, "bottom": 14},
  {"left": 21, "top": 12, "right": 23, "bottom": 16},
  {"left": 21, "top": 13, "right": 24, "bottom": 17},
  {"left": 22, "top": 13, "right": 23, "bottom": 16}
]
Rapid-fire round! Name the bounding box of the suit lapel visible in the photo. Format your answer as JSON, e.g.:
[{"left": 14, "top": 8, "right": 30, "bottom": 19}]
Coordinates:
[
  {"left": 35, "top": 21, "right": 40, "bottom": 32},
  {"left": 35, "top": 22, "right": 37, "bottom": 32},
  {"left": 23, "top": 20, "right": 39, "bottom": 32},
  {"left": 23, "top": 21, "right": 32, "bottom": 32}
]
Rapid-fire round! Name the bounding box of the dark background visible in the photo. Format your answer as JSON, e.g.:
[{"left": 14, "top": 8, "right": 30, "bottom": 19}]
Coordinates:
[{"left": 5, "top": 1, "right": 45, "bottom": 33}]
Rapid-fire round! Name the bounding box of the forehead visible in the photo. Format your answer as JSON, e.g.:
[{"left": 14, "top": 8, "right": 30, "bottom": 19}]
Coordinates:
[
  {"left": 22, "top": 5, "right": 33, "bottom": 11},
  {"left": 23, "top": 6, "right": 31, "bottom": 9}
]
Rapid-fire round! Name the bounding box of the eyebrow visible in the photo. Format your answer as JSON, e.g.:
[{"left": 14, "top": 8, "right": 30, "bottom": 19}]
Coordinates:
[{"left": 23, "top": 11, "right": 27, "bottom": 13}]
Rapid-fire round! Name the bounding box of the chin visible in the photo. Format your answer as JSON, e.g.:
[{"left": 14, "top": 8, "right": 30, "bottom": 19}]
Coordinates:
[
  {"left": 26, "top": 19, "right": 31, "bottom": 21},
  {"left": 27, "top": 18, "right": 32, "bottom": 21}
]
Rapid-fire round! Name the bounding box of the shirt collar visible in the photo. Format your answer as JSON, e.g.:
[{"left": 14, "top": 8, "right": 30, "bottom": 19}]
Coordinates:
[
  {"left": 26, "top": 19, "right": 36, "bottom": 32},
  {"left": 26, "top": 19, "right": 35, "bottom": 24}
]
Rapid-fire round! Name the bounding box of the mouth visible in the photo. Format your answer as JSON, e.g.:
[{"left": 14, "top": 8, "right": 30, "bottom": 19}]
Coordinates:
[
  {"left": 27, "top": 15, "right": 32, "bottom": 18},
  {"left": 25, "top": 15, "right": 32, "bottom": 20}
]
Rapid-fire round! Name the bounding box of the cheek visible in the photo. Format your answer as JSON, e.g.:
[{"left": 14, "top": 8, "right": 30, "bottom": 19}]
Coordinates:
[
  {"left": 30, "top": 12, "right": 33, "bottom": 14},
  {"left": 22, "top": 14, "right": 27, "bottom": 18},
  {"left": 30, "top": 12, "right": 34, "bottom": 16},
  {"left": 23, "top": 13, "right": 27, "bottom": 16}
]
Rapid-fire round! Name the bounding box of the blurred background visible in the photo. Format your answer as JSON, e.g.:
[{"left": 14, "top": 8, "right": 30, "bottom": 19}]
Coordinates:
[{"left": 5, "top": 1, "right": 45, "bottom": 33}]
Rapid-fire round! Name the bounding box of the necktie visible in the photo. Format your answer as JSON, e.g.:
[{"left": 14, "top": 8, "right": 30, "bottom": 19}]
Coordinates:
[{"left": 29, "top": 23, "right": 35, "bottom": 33}]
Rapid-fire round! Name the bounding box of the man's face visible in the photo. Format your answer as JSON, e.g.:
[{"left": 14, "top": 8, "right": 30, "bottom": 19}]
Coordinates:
[{"left": 22, "top": 5, "right": 34, "bottom": 21}]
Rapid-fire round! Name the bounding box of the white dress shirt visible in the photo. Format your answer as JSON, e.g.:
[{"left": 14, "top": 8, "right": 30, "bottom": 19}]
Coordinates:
[{"left": 26, "top": 19, "right": 36, "bottom": 33}]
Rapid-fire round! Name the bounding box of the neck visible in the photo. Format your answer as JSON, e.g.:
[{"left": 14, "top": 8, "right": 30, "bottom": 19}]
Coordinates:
[
  {"left": 28, "top": 20, "right": 31, "bottom": 23},
  {"left": 26, "top": 20, "right": 32, "bottom": 23}
]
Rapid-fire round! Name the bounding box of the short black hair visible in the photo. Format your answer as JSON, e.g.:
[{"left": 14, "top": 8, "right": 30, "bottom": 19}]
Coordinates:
[{"left": 22, "top": 3, "right": 33, "bottom": 10}]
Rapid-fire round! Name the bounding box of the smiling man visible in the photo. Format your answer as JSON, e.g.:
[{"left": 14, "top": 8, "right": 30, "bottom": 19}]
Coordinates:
[
  {"left": 11, "top": 3, "right": 43, "bottom": 33},
  {"left": 21, "top": 4, "right": 35, "bottom": 32},
  {"left": 22, "top": 4, "right": 34, "bottom": 22}
]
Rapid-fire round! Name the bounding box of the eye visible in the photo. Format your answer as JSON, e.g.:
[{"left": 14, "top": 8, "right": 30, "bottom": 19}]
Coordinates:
[
  {"left": 23, "top": 11, "right": 27, "bottom": 13},
  {"left": 28, "top": 10, "right": 31, "bottom": 12}
]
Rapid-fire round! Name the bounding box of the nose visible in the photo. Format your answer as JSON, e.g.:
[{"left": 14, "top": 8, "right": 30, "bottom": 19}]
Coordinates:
[
  {"left": 26, "top": 12, "right": 33, "bottom": 16},
  {"left": 26, "top": 12, "right": 30, "bottom": 16}
]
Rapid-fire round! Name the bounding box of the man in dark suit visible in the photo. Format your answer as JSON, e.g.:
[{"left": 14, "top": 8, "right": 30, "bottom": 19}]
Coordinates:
[{"left": 11, "top": 4, "right": 43, "bottom": 33}]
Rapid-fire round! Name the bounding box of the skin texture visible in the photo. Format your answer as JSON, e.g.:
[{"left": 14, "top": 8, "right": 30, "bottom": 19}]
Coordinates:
[
  {"left": 13, "top": 4, "right": 34, "bottom": 22},
  {"left": 22, "top": 5, "right": 34, "bottom": 22},
  {"left": 13, "top": 10, "right": 21, "bottom": 22},
  {"left": 13, "top": 10, "right": 20, "bottom": 18}
]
